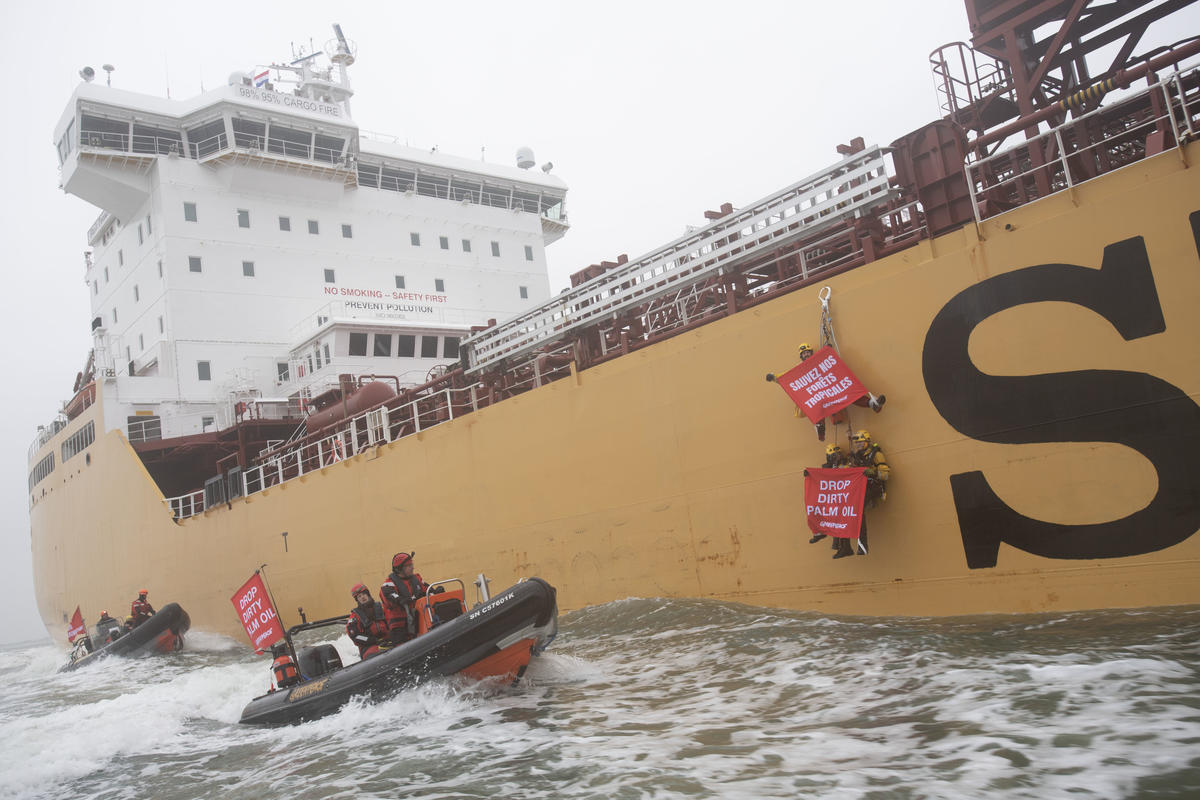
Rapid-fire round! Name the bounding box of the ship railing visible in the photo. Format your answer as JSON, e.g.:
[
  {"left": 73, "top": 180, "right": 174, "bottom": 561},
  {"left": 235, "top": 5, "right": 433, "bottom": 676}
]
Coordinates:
[
  {"left": 79, "top": 131, "right": 185, "bottom": 157},
  {"left": 930, "top": 41, "right": 1013, "bottom": 120},
  {"left": 164, "top": 490, "right": 204, "bottom": 520},
  {"left": 965, "top": 57, "right": 1200, "bottom": 224},
  {"left": 460, "top": 146, "right": 897, "bottom": 375},
  {"left": 232, "top": 384, "right": 482, "bottom": 507}
]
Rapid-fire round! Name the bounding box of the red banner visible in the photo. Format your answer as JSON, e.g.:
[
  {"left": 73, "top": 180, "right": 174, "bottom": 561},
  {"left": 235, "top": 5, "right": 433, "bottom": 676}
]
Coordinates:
[
  {"left": 805, "top": 467, "right": 868, "bottom": 538},
  {"left": 66, "top": 606, "right": 86, "bottom": 642},
  {"left": 231, "top": 573, "right": 285, "bottom": 653},
  {"left": 775, "top": 346, "right": 868, "bottom": 423}
]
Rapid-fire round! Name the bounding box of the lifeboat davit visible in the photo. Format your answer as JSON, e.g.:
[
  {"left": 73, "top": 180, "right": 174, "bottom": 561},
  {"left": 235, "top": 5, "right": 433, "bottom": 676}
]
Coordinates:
[{"left": 238, "top": 577, "right": 558, "bottom": 726}]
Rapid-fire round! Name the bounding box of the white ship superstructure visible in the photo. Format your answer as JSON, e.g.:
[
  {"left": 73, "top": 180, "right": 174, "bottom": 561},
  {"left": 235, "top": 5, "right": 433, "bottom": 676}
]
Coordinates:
[{"left": 45, "top": 30, "right": 567, "bottom": 453}]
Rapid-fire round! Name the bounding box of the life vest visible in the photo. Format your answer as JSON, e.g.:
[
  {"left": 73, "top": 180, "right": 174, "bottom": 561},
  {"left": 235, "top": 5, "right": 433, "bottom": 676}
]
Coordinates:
[
  {"left": 347, "top": 602, "right": 388, "bottom": 653},
  {"left": 272, "top": 654, "right": 300, "bottom": 688},
  {"left": 381, "top": 573, "right": 428, "bottom": 639},
  {"left": 130, "top": 599, "right": 155, "bottom": 626}
]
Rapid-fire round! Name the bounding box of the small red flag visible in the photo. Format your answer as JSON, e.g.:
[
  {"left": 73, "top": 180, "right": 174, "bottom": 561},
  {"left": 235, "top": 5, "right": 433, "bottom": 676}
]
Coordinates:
[
  {"left": 804, "top": 467, "right": 868, "bottom": 538},
  {"left": 231, "top": 573, "right": 285, "bottom": 653},
  {"left": 66, "top": 606, "right": 86, "bottom": 643},
  {"left": 775, "top": 346, "right": 869, "bottom": 424}
]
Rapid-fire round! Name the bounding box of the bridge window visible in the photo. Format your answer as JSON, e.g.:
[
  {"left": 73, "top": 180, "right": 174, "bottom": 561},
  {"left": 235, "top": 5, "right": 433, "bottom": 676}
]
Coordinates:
[
  {"left": 435, "top": 279, "right": 445, "bottom": 293},
  {"left": 186, "top": 119, "right": 227, "bottom": 158},
  {"left": 132, "top": 123, "right": 182, "bottom": 155},
  {"left": 197, "top": 361, "right": 211, "bottom": 381},
  {"left": 374, "top": 334, "right": 392, "bottom": 357},
  {"left": 237, "top": 209, "right": 250, "bottom": 228},
  {"left": 80, "top": 114, "right": 128, "bottom": 151},
  {"left": 395, "top": 275, "right": 405, "bottom": 289},
  {"left": 420, "top": 336, "right": 438, "bottom": 358},
  {"left": 324, "top": 269, "right": 335, "bottom": 283},
  {"left": 397, "top": 335, "right": 416, "bottom": 358},
  {"left": 444, "top": 337, "right": 460, "bottom": 359},
  {"left": 349, "top": 332, "right": 368, "bottom": 357},
  {"left": 267, "top": 124, "right": 312, "bottom": 159},
  {"left": 232, "top": 118, "right": 265, "bottom": 149},
  {"left": 314, "top": 134, "right": 345, "bottom": 164},
  {"left": 184, "top": 202, "right": 197, "bottom": 222}
]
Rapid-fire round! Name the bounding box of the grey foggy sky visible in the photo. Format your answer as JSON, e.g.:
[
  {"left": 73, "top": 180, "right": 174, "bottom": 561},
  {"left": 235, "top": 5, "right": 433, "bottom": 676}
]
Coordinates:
[{"left": 2, "top": 1, "right": 1194, "bottom": 645}]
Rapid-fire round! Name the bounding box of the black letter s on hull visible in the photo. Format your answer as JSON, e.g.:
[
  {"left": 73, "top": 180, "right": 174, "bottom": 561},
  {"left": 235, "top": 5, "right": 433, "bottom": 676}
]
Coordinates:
[{"left": 923, "top": 234, "right": 1200, "bottom": 568}]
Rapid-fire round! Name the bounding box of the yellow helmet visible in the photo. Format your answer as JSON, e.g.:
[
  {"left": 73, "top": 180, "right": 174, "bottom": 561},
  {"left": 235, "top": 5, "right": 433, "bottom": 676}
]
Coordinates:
[
  {"left": 825, "top": 443, "right": 842, "bottom": 456},
  {"left": 851, "top": 429, "right": 872, "bottom": 444},
  {"left": 798, "top": 343, "right": 814, "bottom": 358}
]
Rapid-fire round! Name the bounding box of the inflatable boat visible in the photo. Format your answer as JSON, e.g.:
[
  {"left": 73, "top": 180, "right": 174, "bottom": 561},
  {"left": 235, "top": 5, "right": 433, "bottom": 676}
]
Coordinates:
[
  {"left": 239, "top": 577, "right": 558, "bottom": 726},
  {"left": 59, "top": 603, "right": 191, "bottom": 672}
]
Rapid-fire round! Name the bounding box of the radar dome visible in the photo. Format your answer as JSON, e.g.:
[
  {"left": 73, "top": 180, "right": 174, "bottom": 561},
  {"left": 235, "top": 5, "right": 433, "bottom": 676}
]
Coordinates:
[{"left": 516, "top": 146, "right": 535, "bottom": 169}]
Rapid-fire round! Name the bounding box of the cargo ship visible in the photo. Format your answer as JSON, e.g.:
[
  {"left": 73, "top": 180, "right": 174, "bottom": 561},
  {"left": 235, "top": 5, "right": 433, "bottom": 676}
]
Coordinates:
[{"left": 29, "top": 3, "right": 1200, "bottom": 641}]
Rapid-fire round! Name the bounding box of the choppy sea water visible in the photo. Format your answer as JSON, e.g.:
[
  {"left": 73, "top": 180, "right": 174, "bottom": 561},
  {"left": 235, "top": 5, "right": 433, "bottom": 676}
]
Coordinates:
[{"left": 1, "top": 600, "right": 1198, "bottom": 800}]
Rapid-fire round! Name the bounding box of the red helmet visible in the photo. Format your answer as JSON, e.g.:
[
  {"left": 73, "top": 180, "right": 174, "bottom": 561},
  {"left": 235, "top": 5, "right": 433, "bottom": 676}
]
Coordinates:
[
  {"left": 351, "top": 582, "right": 369, "bottom": 598},
  {"left": 138, "top": 589, "right": 148, "bottom": 597},
  {"left": 392, "top": 552, "right": 413, "bottom": 571}
]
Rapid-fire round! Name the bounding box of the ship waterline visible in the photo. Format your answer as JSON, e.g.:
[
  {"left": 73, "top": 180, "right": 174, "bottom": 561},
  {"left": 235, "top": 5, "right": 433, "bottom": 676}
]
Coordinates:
[{"left": 31, "top": 140, "right": 1200, "bottom": 639}]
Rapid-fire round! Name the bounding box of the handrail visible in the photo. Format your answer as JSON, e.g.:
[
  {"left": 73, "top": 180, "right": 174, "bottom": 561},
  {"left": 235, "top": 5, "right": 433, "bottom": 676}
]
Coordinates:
[
  {"left": 965, "top": 57, "right": 1200, "bottom": 225},
  {"left": 461, "top": 146, "right": 897, "bottom": 375}
]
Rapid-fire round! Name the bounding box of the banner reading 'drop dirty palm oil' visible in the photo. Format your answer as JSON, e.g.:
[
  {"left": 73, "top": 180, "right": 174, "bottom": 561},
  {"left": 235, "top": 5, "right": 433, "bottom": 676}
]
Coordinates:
[
  {"left": 776, "top": 346, "right": 868, "bottom": 423},
  {"left": 231, "top": 573, "right": 284, "bottom": 653},
  {"left": 804, "top": 467, "right": 867, "bottom": 538},
  {"left": 66, "top": 606, "right": 86, "bottom": 642}
]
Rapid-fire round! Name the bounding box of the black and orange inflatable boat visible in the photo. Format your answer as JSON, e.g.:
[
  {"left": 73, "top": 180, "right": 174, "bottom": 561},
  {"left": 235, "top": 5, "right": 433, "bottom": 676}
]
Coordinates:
[
  {"left": 239, "top": 576, "right": 558, "bottom": 726},
  {"left": 59, "top": 603, "right": 191, "bottom": 672}
]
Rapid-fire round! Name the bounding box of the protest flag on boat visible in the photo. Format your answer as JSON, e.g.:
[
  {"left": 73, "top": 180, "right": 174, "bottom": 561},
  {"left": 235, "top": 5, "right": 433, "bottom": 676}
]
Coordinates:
[
  {"left": 231, "top": 572, "right": 285, "bottom": 653},
  {"left": 66, "top": 605, "right": 86, "bottom": 642},
  {"left": 66, "top": 605, "right": 87, "bottom": 642},
  {"left": 804, "top": 467, "right": 868, "bottom": 538},
  {"left": 775, "top": 346, "right": 868, "bottom": 424}
]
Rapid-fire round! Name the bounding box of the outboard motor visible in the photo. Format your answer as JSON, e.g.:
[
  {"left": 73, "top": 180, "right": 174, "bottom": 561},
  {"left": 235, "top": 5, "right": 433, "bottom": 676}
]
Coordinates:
[{"left": 297, "top": 643, "right": 343, "bottom": 679}]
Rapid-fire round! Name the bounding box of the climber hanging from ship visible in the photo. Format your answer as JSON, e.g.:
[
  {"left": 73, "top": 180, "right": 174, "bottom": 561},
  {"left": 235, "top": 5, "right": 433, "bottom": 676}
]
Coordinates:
[{"left": 767, "top": 287, "right": 891, "bottom": 559}]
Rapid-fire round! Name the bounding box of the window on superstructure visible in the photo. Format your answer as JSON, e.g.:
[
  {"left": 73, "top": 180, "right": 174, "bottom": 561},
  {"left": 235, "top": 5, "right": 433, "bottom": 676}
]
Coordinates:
[
  {"left": 184, "top": 202, "right": 197, "bottom": 222},
  {"left": 118, "top": 250, "right": 124, "bottom": 267},
  {"left": 397, "top": 335, "right": 416, "bottom": 358},
  {"left": 158, "top": 316, "right": 164, "bottom": 333},
  {"left": 395, "top": 275, "right": 405, "bottom": 289},
  {"left": 232, "top": 118, "right": 265, "bottom": 150},
  {"left": 324, "top": 269, "right": 336, "bottom": 283},
  {"left": 314, "top": 346, "right": 323, "bottom": 369},
  {"left": 146, "top": 215, "right": 151, "bottom": 235},
  {"left": 138, "top": 334, "right": 144, "bottom": 351},
  {"left": 92, "top": 281, "right": 98, "bottom": 296},
  {"left": 435, "top": 279, "right": 445, "bottom": 293},
  {"left": 341, "top": 224, "right": 352, "bottom": 239},
  {"left": 202, "top": 416, "right": 214, "bottom": 431},
  {"left": 314, "top": 134, "right": 344, "bottom": 164},
  {"left": 410, "top": 233, "right": 421, "bottom": 247},
  {"left": 237, "top": 209, "right": 250, "bottom": 228},
  {"left": 125, "top": 346, "right": 131, "bottom": 364},
  {"left": 197, "top": 361, "right": 211, "bottom": 381},
  {"left": 323, "top": 343, "right": 331, "bottom": 364},
  {"left": 137, "top": 224, "right": 143, "bottom": 245},
  {"left": 189, "top": 256, "right": 202, "bottom": 273},
  {"left": 243, "top": 261, "right": 255, "bottom": 277},
  {"left": 157, "top": 260, "right": 163, "bottom": 278},
  {"left": 443, "top": 337, "right": 460, "bottom": 359},
  {"left": 520, "top": 286, "right": 528, "bottom": 299},
  {"left": 268, "top": 125, "right": 312, "bottom": 159},
  {"left": 279, "top": 216, "right": 291, "bottom": 231},
  {"left": 349, "top": 333, "right": 368, "bottom": 357},
  {"left": 28, "top": 453, "right": 54, "bottom": 492},
  {"left": 133, "top": 285, "right": 139, "bottom": 302},
  {"left": 104, "top": 267, "right": 109, "bottom": 283},
  {"left": 420, "top": 336, "right": 439, "bottom": 358},
  {"left": 462, "top": 239, "right": 471, "bottom": 253},
  {"left": 525, "top": 245, "right": 534, "bottom": 261},
  {"left": 112, "top": 308, "right": 118, "bottom": 324},
  {"left": 308, "top": 220, "right": 319, "bottom": 235},
  {"left": 439, "top": 236, "right": 449, "bottom": 250},
  {"left": 61, "top": 421, "right": 95, "bottom": 462},
  {"left": 374, "top": 334, "right": 392, "bottom": 357},
  {"left": 277, "top": 362, "right": 289, "bottom": 382},
  {"left": 491, "top": 241, "right": 500, "bottom": 257}
]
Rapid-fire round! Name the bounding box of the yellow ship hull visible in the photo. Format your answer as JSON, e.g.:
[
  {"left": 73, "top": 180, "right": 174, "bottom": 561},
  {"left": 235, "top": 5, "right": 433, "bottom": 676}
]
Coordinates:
[{"left": 30, "top": 144, "right": 1200, "bottom": 640}]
